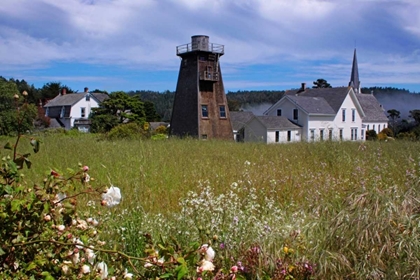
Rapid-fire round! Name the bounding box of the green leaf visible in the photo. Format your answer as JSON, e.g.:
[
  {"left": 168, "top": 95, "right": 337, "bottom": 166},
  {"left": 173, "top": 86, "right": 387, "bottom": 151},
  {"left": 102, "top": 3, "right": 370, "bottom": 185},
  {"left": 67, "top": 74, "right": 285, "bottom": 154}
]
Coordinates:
[
  {"left": 159, "top": 272, "right": 174, "bottom": 279},
  {"left": 11, "top": 199, "right": 23, "bottom": 211},
  {"left": 0, "top": 247, "right": 5, "bottom": 256},
  {"left": 176, "top": 264, "right": 188, "bottom": 280},
  {"left": 4, "top": 142, "right": 12, "bottom": 150},
  {"left": 176, "top": 257, "right": 186, "bottom": 265},
  {"left": 26, "top": 262, "right": 37, "bottom": 271}
]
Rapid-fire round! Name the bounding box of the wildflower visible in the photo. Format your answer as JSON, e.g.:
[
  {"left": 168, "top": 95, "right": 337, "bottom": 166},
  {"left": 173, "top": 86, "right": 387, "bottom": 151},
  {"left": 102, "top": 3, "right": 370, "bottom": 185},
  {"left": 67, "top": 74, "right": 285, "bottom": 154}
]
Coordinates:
[
  {"left": 62, "top": 264, "right": 69, "bottom": 274},
  {"left": 82, "top": 165, "right": 89, "bottom": 172},
  {"left": 85, "top": 248, "right": 96, "bottom": 264},
  {"left": 197, "top": 260, "right": 215, "bottom": 272},
  {"left": 73, "top": 238, "right": 84, "bottom": 249},
  {"left": 200, "top": 244, "right": 215, "bottom": 261},
  {"left": 50, "top": 170, "right": 59, "bottom": 177},
  {"left": 71, "top": 252, "right": 80, "bottom": 264},
  {"left": 53, "top": 192, "right": 66, "bottom": 204},
  {"left": 101, "top": 185, "right": 122, "bottom": 207},
  {"left": 244, "top": 160, "right": 251, "bottom": 165},
  {"left": 22, "top": 90, "right": 28, "bottom": 96},
  {"left": 123, "top": 268, "right": 133, "bottom": 279},
  {"left": 44, "top": 214, "right": 51, "bottom": 222},
  {"left": 83, "top": 173, "right": 91, "bottom": 183},
  {"left": 230, "top": 265, "right": 238, "bottom": 273},
  {"left": 96, "top": 261, "right": 108, "bottom": 279},
  {"left": 81, "top": 264, "right": 91, "bottom": 274},
  {"left": 57, "top": 225, "right": 65, "bottom": 232}
]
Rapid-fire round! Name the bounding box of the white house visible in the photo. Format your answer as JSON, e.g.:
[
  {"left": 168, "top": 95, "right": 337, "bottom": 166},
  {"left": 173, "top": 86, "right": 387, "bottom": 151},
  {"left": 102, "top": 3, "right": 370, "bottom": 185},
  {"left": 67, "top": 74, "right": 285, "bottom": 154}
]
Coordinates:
[
  {"left": 264, "top": 85, "right": 366, "bottom": 141},
  {"left": 44, "top": 87, "right": 108, "bottom": 131},
  {"left": 235, "top": 49, "right": 389, "bottom": 143}
]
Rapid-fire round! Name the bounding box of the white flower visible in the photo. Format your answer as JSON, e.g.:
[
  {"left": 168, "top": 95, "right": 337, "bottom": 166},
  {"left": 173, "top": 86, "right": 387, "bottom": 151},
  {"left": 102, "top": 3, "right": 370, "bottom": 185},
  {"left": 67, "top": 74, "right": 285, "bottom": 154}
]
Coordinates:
[
  {"left": 73, "top": 238, "right": 84, "bottom": 249},
  {"left": 62, "top": 264, "right": 69, "bottom": 274},
  {"left": 96, "top": 261, "right": 108, "bottom": 279},
  {"left": 53, "top": 192, "right": 66, "bottom": 204},
  {"left": 200, "top": 244, "right": 215, "bottom": 261},
  {"left": 124, "top": 268, "right": 133, "bottom": 279},
  {"left": 197, "top": 260, "right": 215, "bottom": 272},
  {"left": 101, "top": 185, "right": 122, "bottom": 207},
  {"left": 71, "top": 252, "right": 80, "bottom": 264},
  {"left": 81, "top": 264, "right": 91, "bottom": 274},
  {"left": 57, "top": 225, "right": 65, "bottom": 232},
  {"left": 76, "top": 219, "right": 88, "bottom": 230},
  {"left": 85, "top": 248, "right": 96, "bottom": 265},
  {"left": 157, "top": 257, "right": 165, "bottom": 265}
]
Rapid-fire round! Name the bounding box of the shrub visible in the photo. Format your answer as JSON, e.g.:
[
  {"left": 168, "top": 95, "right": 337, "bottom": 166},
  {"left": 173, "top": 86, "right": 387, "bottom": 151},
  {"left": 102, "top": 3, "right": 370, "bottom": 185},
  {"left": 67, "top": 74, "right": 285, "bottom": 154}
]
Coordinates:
[
  {"left": 106, "top": 123, "right": 149, "bottom": 140},
  {"left": 155, "top": 125, "right": 168, "bottom": 134},
  {"left": 366, "top": 129, "right": 377, "bottom": 141}
]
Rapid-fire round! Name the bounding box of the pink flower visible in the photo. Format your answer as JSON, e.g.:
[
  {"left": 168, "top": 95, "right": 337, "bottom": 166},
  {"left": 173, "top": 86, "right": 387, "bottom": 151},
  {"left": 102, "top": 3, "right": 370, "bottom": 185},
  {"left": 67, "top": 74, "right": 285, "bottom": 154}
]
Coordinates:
[
  {"left": 83, "top": 166, "right": 89, "bottom": 172},
  {"left": 231, "top": 265, "right": 238, "bottom": 273}
]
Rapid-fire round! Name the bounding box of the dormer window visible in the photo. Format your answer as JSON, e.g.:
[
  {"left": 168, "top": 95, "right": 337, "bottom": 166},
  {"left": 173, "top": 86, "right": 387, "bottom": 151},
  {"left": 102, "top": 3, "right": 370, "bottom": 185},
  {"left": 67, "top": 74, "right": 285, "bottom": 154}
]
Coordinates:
[
  {"left": 277, "top": 109, "right": 282, "bottom": 116},
  {"left": 86, "top": 94, "right": 90, "bottom": 101},
  {"left": 60, "top": 106, "right": 65, "bottom": 118}
]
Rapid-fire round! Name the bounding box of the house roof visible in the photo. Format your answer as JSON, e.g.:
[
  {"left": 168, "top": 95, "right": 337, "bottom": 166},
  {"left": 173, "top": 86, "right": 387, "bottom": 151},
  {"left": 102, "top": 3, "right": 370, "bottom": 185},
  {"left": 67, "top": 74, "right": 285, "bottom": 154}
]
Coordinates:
[
  {"left": 285, "top": 87, "right": 351, "bottom": 113},
  {"left": 44, "top": 92, "right": 108, "bottom": 107},
  {"left": 255, "top": 116, "right": 301, "bottom": 130},
  {"left": 230, "top": 111, "right": 255, "bottom": 131},
  {"left": 286, "top": 95, "right": 336, "bottom": 115},
  {"left": 355, "top": 93, "right": 389, "bottom": 122}
]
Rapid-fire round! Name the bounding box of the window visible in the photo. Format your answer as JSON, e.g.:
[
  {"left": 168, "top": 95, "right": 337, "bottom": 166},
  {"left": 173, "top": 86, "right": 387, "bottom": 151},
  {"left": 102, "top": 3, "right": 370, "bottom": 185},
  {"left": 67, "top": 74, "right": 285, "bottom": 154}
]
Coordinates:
[
  {"left": 287, "top": 130, "right": 291, "bottom": 142},
  {"left": 86, "top": 95, "right": 90, "bottom": 101},
  {"left": 367, "top": 125, "right": 370, "bottom": 130},
  {"left": 219, "top": 105, "right": 226, "bottom": 118},
  {"left": 320, "top": 129, "right": 324, "bottom": 141},
  {"left": 201, "top": 105, "right": 208, "bottom": 118},
  {"left": 342, "top": 109, "right": 346, "bottom": 122},
  {"left": 351, "top": 128, "right": 358, "bottom": 140},
  {"left": 45, "top": 107, "right": 49, "bottom": 117},
  {"left": 310, "top": 129, "right": 315, "bottom": 141},
  {"left": 275, "top": 131, "right": 280, "bottom": 142},
  {"left": 293, "top": 109, "right": 298, "bottom": 120},
  {"left": 378, "top": 124, "right": 381, "bottom": 132},
  {"left": 329, "top": 129, "right": 333, "bottom": 140},
  {"left": 339, "top": 129, "right": 343, "bottom": 140},
  {"left": 277, "top": 109, "right": 282, "bottom": 116},
  {"left": 81, "top": 107, "right": 86, "bottom": 118},
  {"left": 361, "top": 129, "right": 364, "bottom": 140},
  {"left": 201, "top": 134, "right": 207, "bottom": 140},
  {"left": 373, "top": 124, "right": 375, "bottom": 131},
  {"left": 352, "top": 109, "right": 355, "bottom": 122},
  {"left": 60, "top": 106, "right": 65, "bottom": 118}
]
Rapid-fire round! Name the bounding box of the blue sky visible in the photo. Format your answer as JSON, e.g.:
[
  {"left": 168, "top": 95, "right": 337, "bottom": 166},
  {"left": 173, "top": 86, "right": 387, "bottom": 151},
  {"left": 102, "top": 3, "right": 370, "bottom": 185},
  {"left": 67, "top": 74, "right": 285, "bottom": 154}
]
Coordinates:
[{"left": 1, "top": 0, "right": 419, "bottom": 93}]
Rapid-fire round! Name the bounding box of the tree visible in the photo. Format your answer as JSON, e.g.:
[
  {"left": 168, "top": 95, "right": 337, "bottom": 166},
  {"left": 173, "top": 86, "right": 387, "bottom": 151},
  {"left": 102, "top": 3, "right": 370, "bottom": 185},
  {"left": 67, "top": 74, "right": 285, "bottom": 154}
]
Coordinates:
[
  {"left": 312, "top": 79, "right": 332, "bottom": 88},
  {"left": 90, "top": 91, "right": 146, "bottom": 133},
  {"left": 409, "top": 109, "right": 420, "bottom": 124},
  {"left": 387, "top": 109, "right": 400, "bottom": 135},
  {"left": 38, "top": 82, "right": 74, "bottom": 101}
]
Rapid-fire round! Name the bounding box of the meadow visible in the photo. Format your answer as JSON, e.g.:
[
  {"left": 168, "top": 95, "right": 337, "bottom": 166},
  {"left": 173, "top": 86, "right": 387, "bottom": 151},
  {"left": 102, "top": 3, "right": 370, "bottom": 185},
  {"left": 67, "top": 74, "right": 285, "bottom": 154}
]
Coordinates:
[{"left": 12, "top": 133, "right": 420, "bottom": 279}]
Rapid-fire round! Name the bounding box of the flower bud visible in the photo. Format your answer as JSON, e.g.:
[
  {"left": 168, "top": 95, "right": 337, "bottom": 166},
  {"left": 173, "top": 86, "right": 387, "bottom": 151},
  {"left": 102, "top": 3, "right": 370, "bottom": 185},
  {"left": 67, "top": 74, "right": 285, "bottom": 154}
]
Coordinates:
[
  {"left": 82, "top": 165, "right": 89, "bottom": 172},
  {"left": 22, "top": 91, "right": 28, "bottom": 96},
  {"left": 13, "top": 94, "right": 19, "bottom": 100},
  {"left": 44, "top": 214, "right": 51, "bottom": 221}
]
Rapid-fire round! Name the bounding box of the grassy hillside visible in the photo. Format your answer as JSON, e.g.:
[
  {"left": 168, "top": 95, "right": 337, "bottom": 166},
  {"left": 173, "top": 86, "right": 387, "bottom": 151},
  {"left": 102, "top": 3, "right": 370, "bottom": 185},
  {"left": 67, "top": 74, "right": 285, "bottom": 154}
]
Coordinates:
[{"left": 19, "top": 134, "right": 420, "bottom": 279}]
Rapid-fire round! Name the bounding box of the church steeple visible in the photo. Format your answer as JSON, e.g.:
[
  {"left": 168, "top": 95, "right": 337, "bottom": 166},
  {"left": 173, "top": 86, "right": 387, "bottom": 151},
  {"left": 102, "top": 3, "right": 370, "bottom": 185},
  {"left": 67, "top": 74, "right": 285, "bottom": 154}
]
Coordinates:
[{"left": 349, "top": 48, "right": 360, "bottom": 93}]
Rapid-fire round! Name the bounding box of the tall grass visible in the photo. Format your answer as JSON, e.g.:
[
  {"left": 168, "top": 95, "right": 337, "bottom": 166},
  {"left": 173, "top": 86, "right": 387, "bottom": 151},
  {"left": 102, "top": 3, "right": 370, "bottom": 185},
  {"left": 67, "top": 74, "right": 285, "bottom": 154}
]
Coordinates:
[{"left": 21, "top": 133, "right": 420, "bottom": 278}]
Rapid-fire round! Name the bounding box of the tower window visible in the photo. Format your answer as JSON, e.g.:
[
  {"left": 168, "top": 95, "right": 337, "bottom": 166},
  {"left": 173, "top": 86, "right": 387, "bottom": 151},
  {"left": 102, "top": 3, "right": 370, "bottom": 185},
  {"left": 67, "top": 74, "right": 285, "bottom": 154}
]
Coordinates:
[
  {"left": 201, "top": 105, "right": 208, "bottom": 118},
  {"left": 277, "top": 109, "right": 282, "bottom": 116},
  {"left": 352, "top": 109, "right": 355, "bottom": 122},
  {"left": 342, "top": 109, "right": 346, "bottom": 122},
  {"left": 219, "top": 105, "right": 226, "bottom": 118}
]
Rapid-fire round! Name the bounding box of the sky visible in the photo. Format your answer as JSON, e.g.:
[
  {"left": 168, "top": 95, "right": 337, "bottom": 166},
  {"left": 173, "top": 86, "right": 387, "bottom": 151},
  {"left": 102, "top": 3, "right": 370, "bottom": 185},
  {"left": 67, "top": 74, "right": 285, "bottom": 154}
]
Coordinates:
[{"left": 1, "top": 0, "right": 420, "bottom": 93}]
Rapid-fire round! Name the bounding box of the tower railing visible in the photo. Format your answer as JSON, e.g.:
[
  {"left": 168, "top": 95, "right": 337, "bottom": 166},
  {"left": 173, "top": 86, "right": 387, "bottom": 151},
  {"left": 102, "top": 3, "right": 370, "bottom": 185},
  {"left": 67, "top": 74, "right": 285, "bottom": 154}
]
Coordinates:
[{"left": 177, "top": 43, "right": 224, "bottom": 55}]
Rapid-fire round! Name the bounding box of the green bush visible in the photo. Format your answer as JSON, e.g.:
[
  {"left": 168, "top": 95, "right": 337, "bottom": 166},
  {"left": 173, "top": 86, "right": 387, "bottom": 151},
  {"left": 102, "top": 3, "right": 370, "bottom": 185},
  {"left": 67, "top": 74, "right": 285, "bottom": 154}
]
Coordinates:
[
  {"left": 366, "top": 129, "right": 377, "bottom": 141},
  {"left": 106, "top": 123, "right": 149, "bottom": 140}
]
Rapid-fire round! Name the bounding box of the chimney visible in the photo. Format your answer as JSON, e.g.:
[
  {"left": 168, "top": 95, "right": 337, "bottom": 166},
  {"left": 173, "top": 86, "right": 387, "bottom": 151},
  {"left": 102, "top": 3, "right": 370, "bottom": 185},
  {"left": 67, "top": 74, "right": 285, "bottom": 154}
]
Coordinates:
[
  {"left": 301, "top": 83, "right": 306, "bottom": 91},
  {"left": 61, "top": 88, "right": 67, "bottom": 95},
  {"left": 84, "top": 87, "right": 89, "bottom": 93}
]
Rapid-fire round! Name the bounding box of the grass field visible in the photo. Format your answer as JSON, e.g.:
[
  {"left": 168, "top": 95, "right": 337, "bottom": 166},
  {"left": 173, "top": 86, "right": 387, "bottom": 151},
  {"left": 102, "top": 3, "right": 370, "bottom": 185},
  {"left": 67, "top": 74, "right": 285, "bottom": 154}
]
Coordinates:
[{"left": 15, "top": 133, "right": 420, "bottom": 279}]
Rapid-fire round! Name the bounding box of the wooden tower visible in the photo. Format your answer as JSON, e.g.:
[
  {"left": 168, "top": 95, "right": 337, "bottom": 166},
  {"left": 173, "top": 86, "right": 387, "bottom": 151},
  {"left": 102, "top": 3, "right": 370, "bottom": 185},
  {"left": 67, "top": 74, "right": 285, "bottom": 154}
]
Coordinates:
[{"left": 170, "top": 35, "right": 233, "bottom": 140}]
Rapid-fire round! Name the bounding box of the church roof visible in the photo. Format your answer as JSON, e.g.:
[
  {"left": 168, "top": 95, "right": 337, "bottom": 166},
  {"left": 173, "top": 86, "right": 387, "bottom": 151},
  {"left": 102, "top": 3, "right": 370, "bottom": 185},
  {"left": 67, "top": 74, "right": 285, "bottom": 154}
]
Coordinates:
[
  {"left": 349, "top": 48, "right": 360, "bottom": 92},
  {"left": 355, "top": 93, "right": 389, "bottom": 122}
]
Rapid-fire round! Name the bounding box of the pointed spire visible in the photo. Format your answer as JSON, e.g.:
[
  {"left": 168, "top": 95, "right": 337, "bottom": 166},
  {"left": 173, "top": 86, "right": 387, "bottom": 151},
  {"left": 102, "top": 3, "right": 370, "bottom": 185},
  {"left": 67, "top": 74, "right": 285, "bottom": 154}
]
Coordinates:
[{"left": 349, "top": 48, "right": 360, "bottom": 93}]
